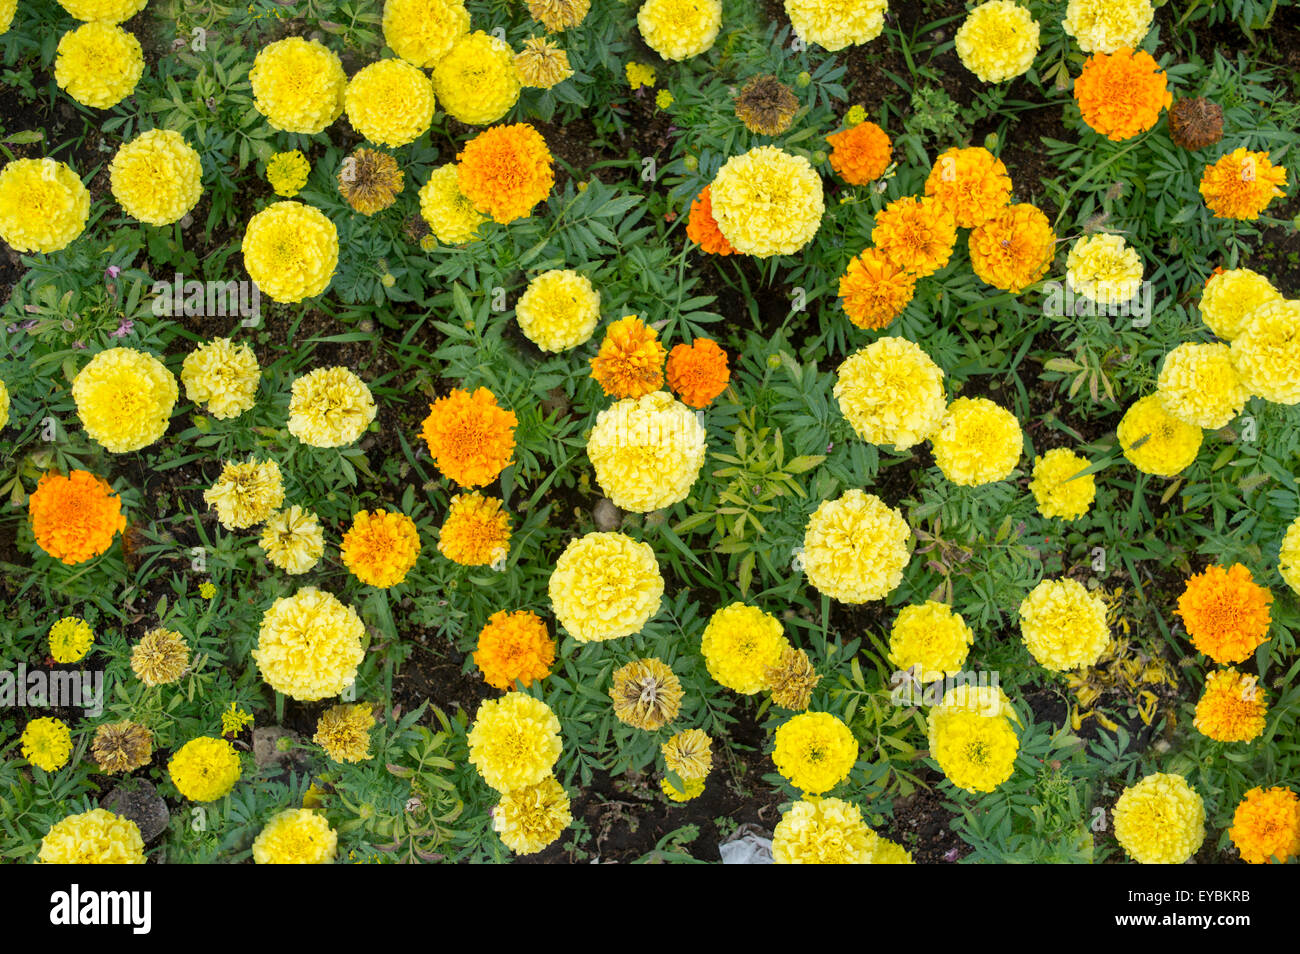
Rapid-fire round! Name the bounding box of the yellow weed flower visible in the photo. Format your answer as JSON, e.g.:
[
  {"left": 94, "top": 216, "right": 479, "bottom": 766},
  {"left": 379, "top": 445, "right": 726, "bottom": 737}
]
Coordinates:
[
  {"left": 609, "top": 657, "right": 683, "bottom": 731},
  {"left": 529, "top": 0, "right": 589, "bottom": 31},
  {"left": 439, "top": 492, "right": 511, "bottom": 567},
  {"left": 242, "top": 201, "right": 339, "bottom": 303},
  {"left": 48, "top": 616, "right": 95, "bottom": 663},
  {"left": 931, "top": 397, "right": 1023, "bottom": 486},
  {"left": 204, "top": 458, "right": 284, "bottom": 530},
  {"left": 0, "top": 157, "right": 90, "bottom": 253},
  {"left": 287, "top": 366, "right": 375, "bottom": 447},
  {"left": 772, "top": 797, "right": 874, "bottom": 864},
  {"left": 474, "top": 610, "right": 555, "bottom": 690},
  {"left": 341, "top": 509, "right": 421, "bottom": 588},
  {"left": 259, "top": 506, "right": 325, "bottom": 574},
  {"left": 382, "top": 0, "right": 469, "bottom": 68},
  {"left": 1113, "top": 772, "right": 1205, "bottom": 864},
  {"left": 928, "top": 707, "right": 1018, "bottom": 793},
  {"left": 21, "top": 717, "right": 72, "bottom": 772},
  {"left": 91, "top": 720, "right": 153, "bottom": 774},
  {"left": 662, "top": 728, "right": 712, "bottom": 779},
  {"left": 700, "top": 602, "right": 790, "bottom": 694},
  {"left": 1229, "top": 787, "right": 1300, "bottom": 865},
  {"left": 252, "top": 809, "right": 337, "bottom": 864},
  {"left": 250, "top": 37, "right": 346, "bottom": 134},
  {"left": 802, "top": 490, "right": 911, "bottom": 603},
  {"left": 1157, "top": 342, "right": 1247, "bottom": 429},
  {"left": 1117, "top": 393, "right": 1203, "bottom": 477},
  {"left": 514, "top": 36, "right": 573, "bottom": 89},
  {"left": 1019, "top": 578, "right": 1110, "bottom": 671},
  {"left": 39, "top": 810, "right": 144, "bottom": 864},
  {"left": 1062, "top": 0, "right": 1152, "bottom": 53},
  {"left": 494, "top": 776, "right": 572, "bottom": 854},
  {"left": 1065, "top": 234, "right": 1142, "bottom": 305},
  {"left": 73, "top": 347, "right": 177, "bottom": 453},
  {"left": 625, "top": 61, "right": 656, "bottom": 90},
  {"left": 55, "top": 21, "right": 143, "bottom": 109},
  {"left": 549, "top": 532, "right": 663, "bottom": 642},
  {"left": 710, "top": 146, "right": 824, "bottom": 257},
  {"left": 314, "top": 703, "right": 375, "bottom": 763},
  {"left": 888, "top": 601, "right": 974, "bottom": 682},
  {"left": 1193, "top": 669, "right": 1266, "bottom": 742},
  {"left": 1029, "top": 447, "right": 1096, "bottom": 520},
  {"left": 1199, "top": 268, "right": 1281, "bottom": 341},
  {"left": 637, "top": 0, "right": 722, "bottom": 60},
  {"left": 253, "top": 587, "right": 366, "bottom": 701},
  {"left": 110, "top": 129, "right": 203, "bottom": 226},
  {"left": 589, "top": 315, "right": 667, "bottom": 399},
  {"left": 587, "top": 391, "right": 707, "bottom": 513},
  {"left": 55, "top": 0, "right": 144, "bottom": 21},
  {"left": 784, "top": 0, "right": 887, "bottom": 51},
  {"left": 420, "top": 387, "right": 517, "bottom": 487},
  {"left": 954, "top": 0, "right": 1039, "bottom": 83},
  {"left": 266, "top": 149, "right": 310, "bottom": 197},
  {"left": 1176, "top": 563, "right": 1271, "bottom": 665},
  {"left": 131, "top": 628, "right": 189, "bottom": 686},
  {"left": 1199, "top": 148, "right": 1287, "bottom": 221},
  {"left": 199, "top": 582, "right": 216, "bottom": 599},
  {"left": 872, "top": 195, "right": 957, "bottom": 278},
  {"left": 514, "top": 269, "right": 600, "bottom": 352},
  {"left": 418, "top": 164, "right": 487, "bottom": 244},
  {"left": 169, "top": 736, "right": 242, "bottom": 802},
  {"left": 834, "top": 337, "right": 946, "bottom": 450},
  {"left": 1230, "top": 299, "right": 1300, "bottom": 404},
  {"left": 432, "top": 31, "right": 520, "bottom": 126},
  {"left": 181, "top": 338, "right": 260, "bottom": 420},
  {"left": 221, "top": 702, "right": 253, "bottom": 736},
  {"left": 924, "top": 146, "right": 1012, "bottom": 228},
  {"left": 467, "top": 691, "right": 562, "bottom": 792},
  {"left": 772, "top": 711, "right": 858, "bottom": 795}
]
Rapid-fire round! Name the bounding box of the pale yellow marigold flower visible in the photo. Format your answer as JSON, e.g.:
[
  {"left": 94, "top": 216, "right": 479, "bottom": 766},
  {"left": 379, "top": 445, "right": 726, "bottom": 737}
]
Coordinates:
[
  {"left": 1157, "top": 342, "right": 1248, "bottom": 429},
  {"left": 954, "top": 0, "right": 1039, "bottom": 84},
  {"left": 249, "top": 37, "right": 347, "bottom": 135},
  {"left": 1278, "top": 514, "right": 1300, "bottom": 597},
  {"left": 252, "top": 809, "right": 337, "bottom": 864},
  {"left": 802, "top": 490, "right": 911, "bottom": 604},
  {"left": 772, "top": 711, "right": 858, "bottom": 795},
  {"left": 181, "top": 338, "right": 260, "bottom": 420},
  {"left": 887, "top": 601, "right": 974, "bottom": 682},
  {"left": 549, "top": 532, "right": 664, "bottom": 642},
  {"left": 259, "top": 505, "right": 326, "bottom": 574},
  {"left": 0, "top": 158, "right": 90, "bottom": 253},
  {"left": 1029, "top": 447, "right": 1096, "bottom": 520},
  {"left": 204, "top": 458, "right": 284, "bottom": 530},
  {"left": 637, "top": 0, "right": 722, "bottom": 61},
  {"left": 72, "top": 347, "right": 177, "bottom": 453},
  {"left": 110, "top": 129, "right": 203, "bottom": 226},
  {"left": 467, "top": 692, "right": 563, "bottom": 793},
  {"left": 528, "top": 0, "right": 590, "bottom": 31},
  {"left": 587, "top": 391, "right": 707, "bottom": 513},
  {"left": 1230, "top": 298, "right": 1300, "bottom": 404},
  {"left": 131, "top": 628, "right": 189, "bottom": 686},
  {"left": 1018, "top": 577, "right": 1110, "bottom": 671},
  {"left": 833, "top": 337, "right": 946, "bottom": 450},
  {"left": 1064, "top": 233, "right": 1143, "bottom": 306},
  {"left": 55, "top": 0, "right": 144, "bottom": 22},
  {"left": 1200, "top": 268, "right": 1282, "bottom": 341},
  {"left": 1062, "top": 0, "right": 1153, "bottom": 53},
  {"left": 784, "top": 0, "right": 888, "bottom": 51},
  {"left": 494, "top": 776, "right": 572, "bottom": 854},
  {"left": 418, "top": 164, "right": 487, "bottom": 245},
  {"left": 514, "top": 269, "right": 600, "bottom": 351},
  {"left": 314, "top": 703, "right": 375, "bottom": 763},
  {"left": 286, "top": 366, "right": 376, "bottom": 447},
  {"left": 39, "top": 809, "right": 144, "bottom": 864},
  {"left": 609, "top": 657, "right": 683, "bottom": 730},
  {"left": 55, "top": 22, "right": 144, "bottom": 109},
  {"left": 346, "top": 58, "right": 435, "bottom": 148},
  {"left": 709, "top": 146, "right": 824, "bottom": 257},
  {"left": 253, "top": 587, "right": 366, "bottom": 701},
  {"left": 1113, "top": 772, "right": 1205, "bottom": 864},
  {"left": 772, "top": 797, "right": 875, "bottom": 864},
  {"left": 432, "top": 31, "right": 520, "bottom": 126},
  {"left": 382, "top": 0, "right": 470, "bottom": 68},
  {"left": 1117, "top": 393, "right": 1202, "bottom": 477},
  {"left": 700, "top": 602, "right": 791, "bottom": 694},
  {"left": 662, "top": 728, "right": 713, "bottom": 779},
  {"left": 242, "top": 201, "right": 339, "bottom": 303},
  {"left": 514, "top": 36, "right": 573, "bottom": 89},
  {"left": 930, "top": 397, "right": 1023, "bottom": 486}
]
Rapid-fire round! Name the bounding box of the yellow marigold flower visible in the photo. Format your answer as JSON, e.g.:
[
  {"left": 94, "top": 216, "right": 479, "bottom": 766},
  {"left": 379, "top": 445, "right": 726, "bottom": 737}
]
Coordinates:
[
  {"left": 1176, "top": 563, "right": 1271, "bottom": 665},
  {"left": 338, "top": 147, "right": 404, "bottom": 215},
  {"left": 610, "top": 657, "right": 683, "bottom": 731},
  {"left": 0, "top": 378, "right": 8, "bottom": 429},
  {"left": 49, "top": 616, "right": 95, "bottom": 663},
  {"left": 420, "top": 387, "right": 517, "bottom": 487},
  {"left": 1062, "top": 0, "right": 1153, "bottom": 54},
  {"left": 1200, "top": 268, "right": 1281, "bottom": 341},
  {"left": 341, "top": 509, "right": 421, "bottom": 588},
  {"left": 21, "top": 717, "right": 72, "bottom": 772},
  {"left": 589, "top": 315, "right": 667, "bottom": 399},
  {"left": 1193, "top": 669, "right": 1266, "bottom": 742},
  {"left": 700, "top": 602, "right": 790, "bottom": 694},
  {"left": 772, "top": 797, "right": 874, "bottom": 864},
  {"left": 242, "top": 201, "right": 339, "bottom": 303},
  {"left": 549, "top": 531, "right": 663, "bottom": 642},
  {"left": 833, "top": 337, "right": 945, "bottom": 450},
  {"left": 924, "top": 146, "right": 1012, "bottom": 228},
  {"left": 888, "top": 601, "right": 974, "bottom": 682},
  {"left": 784, "top": 0, "right": 887, "bottom": 51},
  {"left": 252, "top": 809, "right": 337, "bottom": 864},
  {"left": 587, "top": 391, "right": 707, "bottom": 513},
  {"left": 382, "top": 0, "right": 469, "bottom": 68},
  {"left": 935, "top": 683, "right": 1018, "bottom": 721},
  {"left": 954, "top": 1, "right": 1039, "bottom": 83},
  {"left": 169, "top": 736, "right": 241, "bottom": 802},
  {"left": 1157, "top": 342, "right": 1247, "bottom": 429},
  {"left": 927, "top": 707, "right": 1018, "bottom": 793},
  {"left": 1230, "top": 787, "right": 1300, "bottom": 865},
  {"left": 1200, "top": 148, "right": 1287, "bottom": 221},
  {"left": 772, "top": 711, "right": 858, "bottom": 795},
  {"left": 131, "top": 627, "right": 189, "bottom": 686},
  {"left": 266, "top": 149, "right": 310, "bottom": 197},
  {"left": 872, "top": 195, "right": 957, "bottom": 278},
  {"left": 91, "top": 720, "right": 153, "bottom": 774},
  {"left": 181, "top": 338, "right": 260, "bottom": 420},
  {"left": 1074, "top": 48, "right": 1170, "bottom": 141},
  {"left": 253, "top": 587, "right": 366, "bottom": 701},
  {"left": 260, "top": 506, "right": 325, "bottom": 574},
  {"left": 661, "top": 775, "right": 705, "bottom": 801},
  {"left": 1065, "top": 234, "right": 1143, "bottom": 305},
  {"left": 710, "top": 146, "right": 824, "bottom": 257},
  {"left": 625, "top": 61, "right": 656, "bottom": 90},
  {"left": 55, "top": 22, "right": 143, "bottom": 109},
  {"left": 1279, "top": 514, "right": 1300, "bottom": 596},
  {"left": 765, "top": 646, "right": 821, "bottom": 710},
  {"left": 221, "top": 702, "right": 253, "bottom": 736},
  {"left": 29, "top": 470, "right": 125, "bottom": 565},
  {"left": 1029, "top": 447, "right": 1096, "bottom": 520},
  {"left": 73, "top": 347, "right": 177, "bottom": 453},
  {"left": 1230, "top": 298, "right": 1300, "bottom": 404},
  {"left": 515, "top": 269, "right": 600, "bottom": 352},
  {"left": 931, "top": 397, "right": 1022, "bottom": 486},
  {"left": 1117, "top": 393, "right": 1202, "bottom": 477},
  {"left": 474, "top": 609, "right": 555, "bottom": 690},
  {"left": 110, "top": 128, "right": 203, "bottom": 226},
  {"left": 802, "top": 490, "right": 911, "bottom": 604},
  {"left": 0, "top": 157, "right": 90, "bottom": 253},
  {"left": 637, "top": 0, "right": 721, "bottom": 60},
  {"left": 439, "top": 492, "right": 511, "bottom": 567},
  {"left": 204, "top": 458, "right": 284, "bottom": 530},
  {"left": 1113, "top": 772, "right": 1205, "bottom": 864},
  {"left": 871, "top": 835, "right": 915, "bottom": 864},
  {"left": 432, "top": 31, "right": 520, "bottom": 126},
  {"left": 969, "top": 202, "right": 1055, "bottom": 293},
  {"left": 55, "top": 0, "right": 144, "bottom": 20},
  {"left": 39, "top": 809, "right": 144, "bottom": 864},
  {"left": 456, "top": 123, "right": 555, "bottom": 225},
  {"left": 249, "top": 37, "right": 347, "bottom": 135},
  {"left": 662, "top": 728, "right": 712, "bottom": 779},
  {"left": 494, "top": 776, "right": 571, "bottom": 854},
  {"left": 515, "top": 35, "right": 572, "bottom": 89},
  {"left": 529, "top": 0, "right": 590, "bottom": 31},
  {"left": 418, "top": 164, "right": 486, "bottom": 244},
  {"left": 468, "top": 692, "right": 563, "bottom": 793},
  {"left": 314, "top": 703, "right": 375, "bottom": 763},
  {"left": 1018, "top": 578, "right": 1110, "bottom": 671},
  {"left": 287, "top": 366, "right": 376, "bottom": 447},
  {"left": 826, "top": 121, "right": 892, "bottom": 185}
]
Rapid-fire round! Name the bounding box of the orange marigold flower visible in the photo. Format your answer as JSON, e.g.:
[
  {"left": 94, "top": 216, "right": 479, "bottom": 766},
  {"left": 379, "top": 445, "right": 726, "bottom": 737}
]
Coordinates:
[
  {"left": 826, "top": 121, "right": 892, "bottom": 185},
  {"left": 685, "top": 186, "right": 735, "bottom": 256},
  {"left": 438, "top": 491, "right": 512, "bottom": 566},
  {"left": 1193, "top": 668, "right": 1267, "bottom": 742},
  {"left": 1230, "top": 787, "right": 1300, "bottom": 864},
  {"left": 1073, "top": 47, "right": 1171, "bottom": 142},
  {"left": 666, "top": 339, "right": 730, "bottom": 408},
  {"left": 473, "top": 609, "right": 555, "bottom": 690},
  {"left": 590, "top": 315, "right": 666, "bottom": 399},
  {"left": 340, "top": 509, "right": 421, "bottom": 588},
  {"left": 969, "top": 202, "right": 1055, "bottom": 293},
  {"left": 29, "top": 470, "right": 126, "bottom": 565},
  {"left": 456, "top": 123, "right": 555, "bottom": 224},
  {"left": 1175, "top": 564, "right": 1272, "bottom": 665},
  {"left": 420, "top": 387, "right": 518, "bottom": 488},
  {"left": 1199, "top": 148, "right": 1288, "bottom": 221},
  {"left": 924, "top": 146, "right": 1012, "bottom": 228},
  {"left": 837, "top": 246, "right": 917, "bottom": 330},
  {"left": 872, "top": 195, "right": 956, "bottom": 278}
]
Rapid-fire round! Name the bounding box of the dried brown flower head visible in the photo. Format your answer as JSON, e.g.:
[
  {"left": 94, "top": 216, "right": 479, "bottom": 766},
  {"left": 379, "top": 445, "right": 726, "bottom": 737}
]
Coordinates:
[
  {"left": 92, "top": 720, "right": 154, "bottom": 774},
  {"left": 734, "top": 75, "right": 800, "bottom": 136},
  {"left": 1168, "top": 97, "right": 1223, "bottom": 151},
  {"left": 765, "top": 646, "right": 820, "bottom": 711},
  {"left": 527, "top": 0, "right": 590, "bottom": 32},
  {"left": 609, "top": 657, "right": 683, "bottom": 731},
  {"left": 515, "top": 36, "right": 573, "bottom": 89},
  {"left": 338, "top": 148, "right": 404, "bottom": 215}
]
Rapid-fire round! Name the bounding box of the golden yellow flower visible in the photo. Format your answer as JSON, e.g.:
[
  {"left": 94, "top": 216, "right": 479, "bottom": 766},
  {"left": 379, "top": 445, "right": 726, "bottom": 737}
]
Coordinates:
[
  {"left": 420, "top": 387, "right": 517, "bottom": 487},
  {"left": 514, "top": 269, "right": 600, "bottom": 351},
  {"left": 432, "top": 31, "right": 520, "bottom": 126},
  {"left": 259, "top": 505, "right": 325, "bottom": 574},
  {"left": 1229, "top": 787, "right": 1300, "bottom": 865},
  {"left": 253, "top": 587, "right": 366, "bottom": 701},
  {"left": 21, "top": 717, "right": 72, "bottom": 772},
  {"left": 1117, "top": 393, "right": 1203, "bottom": 477},
  {"left": 924, "top": 146, "right": 1012, "bottom": 228},
  {"left": 0, "top": 157, "right": 90, "bottom": 253},
  {"left": 1193, "top": 669, "right": 1266, "bottom": 742},
  {"left": 930, "top": 397, "right": 1023, "bottom": 486},
  {"left": 73, "top": 347, "right": 177, "bottom": 453},
  {"left": 252, "top": 809, "right": 337, "bottom": 864},
  {"left": 241, "top": 201, "right": 339, "bottom": 303},
  {"left": 314, "top": 703, "right": 376, "bottom": 763},
  {"left": 710, "top": 146, "right": 824, "bottom": 257},
  {"left": 548, "top": 532, "right": 663, "bottom": 642},
  {"left": 456, "top": 123, "right": 555, "bottom": 225},
  {"left": 286, "top": 366, "right": 376, "bottom": 447},
  {"left": 266, "top": 149, "right": 310, "bottom": 198},
  {"left": 589, "top": 315, "right": 667, "bottom": 399},
  {"left": 204, "top": 458, "right": 284, "bottom": 530},
  {"left": 474, "top": 610, "right": 555, "bottom": 691},
  {"left": 928, "top": 707, "right": 1019, "bottom": 793},
  {"left": 249, "top": 37, "right": 347, "bottom": 134},
  {"left": 1113, "top": 772, "right": 1205, "bottom": 864},
  {"left": 888, "top": 601, "right": 974, "bottom": 682},
  {"left": 833, "top": 337, "right": 946, "bottom": 450},
  {"left": 1018, "top": 578, "right": 1110, "bottom": 671},
  {"left": 609, "top": 657, "right": 684, "bottom": 730},
  {"left": 494, "top": 776, "right": 572, "bottom": 854},
  {"left": 1028, "top": 447, "right": 1096, "bottom": 520},
  {"left": 969, "top": 202, "right": 1055, "bottom": 293},
  {"left": 381, "top": 0, "right": 469, "bottom": 68},
  {"left": 438, "top": 492, "right": 511, "bottom": 567},
  {"left": 773, "top": 711, "right": 858, "bottom": 795},
  {"left": 700, "top": 602, "right": 790, "bottom": 695},
  {"left": 1176, "top": 563, "right": 1272, "bottom": 666},
  {"left": 340, "top": 509, "right": 421, "bottom": 588},
  {"left": 467, "top": 692, "right": 563, "bottom": 792},
  {"left": 1200, "top": 148, "right": 1287, "bottom": 221},
  {"left": 418, "top": 164, "right": 487, "bottom": 244},
  {"left": 131, "top": 628, "right": 190, "bottom": 686},
  {"left": 802, "top": 490, "right": 911, "bottom": 604},
  {"left": 55, "top": 21, "right": 143, "bottom": 109},
  {"left": 872, "top": 195, "right": 957, "bottom": 278},
  {"left": 181, "top": 338, "right": 260, "bottom": 420},
  {"left": 169, "top": 736, "right": 242, "bottom": 802}
]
